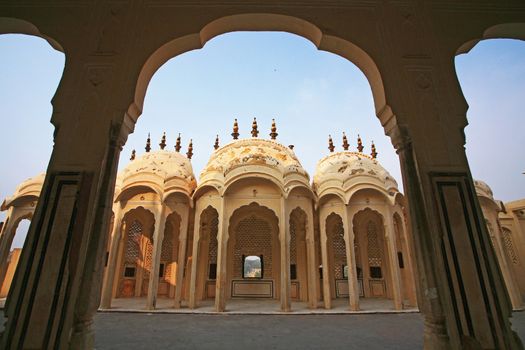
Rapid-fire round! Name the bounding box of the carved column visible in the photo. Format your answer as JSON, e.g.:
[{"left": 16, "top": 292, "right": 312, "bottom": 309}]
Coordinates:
[
  {"left": 319, "top": 208, "right": 331, "bottom": 309},
  {"left": 342, "top": 206, "right": 359, "bottom": 311},
  {"left": 174, "top": 207, "right": 190, "bottom": 309},
  {"left": 384, "top": 207, "right": 403, "bottom": 310},
  {"left": 188, "top": 207, "right": 202, "bottom": 309},
  {"left": 305, "top": 206, "right": 318, "bottom": 309},
  {"left": 214, "top": 197, "right": 228, "bottom": 312},
  {"left": 100, "top": 204, "right": 124, "bottom": 309},
  {"left": 279, "top": 196, "right": 291, "bottom": 312},
  {"left": 146, "top": 204, "right": 167, "bottom": 310}
]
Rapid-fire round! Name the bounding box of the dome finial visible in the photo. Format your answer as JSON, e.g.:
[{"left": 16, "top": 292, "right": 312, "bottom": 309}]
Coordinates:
[
  {"left": 214, "top": 134, "right": 220, "bottom": 150},
  {"left": 186, "top": 139, "right": 193, "bottom": 159},
  {"left": 231, "top": 119, "right": 239, "bottom": 140},
  {"left": 371, "top": 141, "right": 378, "bottom": 159},
  {"left": 269, "top": 119, "right": 278, "bottom": 140},
  {"left": 145, "top": 133, "right": 151, "bottom": 152},
  {"left": 328, "top": 135, "right": 335, "bottom": 152},
  {"left": 342, "top": 132, "right": 349, "bottom": 151},
  {"left": 251, "top": 117, "right": 259, "bottom": 137},
  {"left": 175, "top": 133, "right": 181, "bottom": 152},
  {"left": 159, "top": 132, "right": 166, "bottom": 150},
  {"left": 357, "top": 134, "right": 364, "bottom": 153},
  {"left": 130, "top": 149, "right": 136, "bottom": 161}
]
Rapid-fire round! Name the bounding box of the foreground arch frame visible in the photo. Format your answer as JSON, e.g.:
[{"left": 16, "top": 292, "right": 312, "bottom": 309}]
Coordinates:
[{"left": 0, "top": 4, "right": 524, "bottom": 350}]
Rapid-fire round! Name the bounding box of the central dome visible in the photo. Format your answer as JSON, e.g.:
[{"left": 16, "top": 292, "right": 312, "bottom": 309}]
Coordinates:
[{"left": 199, "top": 138, "right": 309, "bottom": 191}]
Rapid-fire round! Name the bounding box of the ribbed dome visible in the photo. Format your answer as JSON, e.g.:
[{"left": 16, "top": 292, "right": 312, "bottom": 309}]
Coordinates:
[
  {"left": 119, "top": 150, "right": 196, "bottom": 196},
  {"left": 199, "top": 138, "right": 309, "bottom": 190},
  {"left": 474, "top": 179, "right": 494, "bottom": 200},
  {"left": 1, "top": 173, "right": 45, "bottom": 210},
  {"left": 313, "top": 152, "right": 398, "bottom": 193}
]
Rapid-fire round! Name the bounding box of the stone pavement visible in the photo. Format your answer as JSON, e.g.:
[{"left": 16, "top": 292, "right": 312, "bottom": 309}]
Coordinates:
[{"left": 91, "top": 311, "right": 525, "bottom": 350}]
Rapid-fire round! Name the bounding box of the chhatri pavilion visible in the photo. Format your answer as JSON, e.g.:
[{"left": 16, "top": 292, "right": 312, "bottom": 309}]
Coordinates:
[{"left": 1, "top": 119, "right": 523, "bottom": 313}]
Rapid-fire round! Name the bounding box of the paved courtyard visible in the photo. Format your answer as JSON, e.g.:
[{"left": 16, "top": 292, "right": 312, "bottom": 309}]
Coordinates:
[{"left": 91, "top": 311, "right": 525, "bottom": 350}]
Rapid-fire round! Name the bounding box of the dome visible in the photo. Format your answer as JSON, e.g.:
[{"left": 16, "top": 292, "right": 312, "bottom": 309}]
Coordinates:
[
  {"left": 199, "top": 138, "right": 309, "bottom": 192},
  {"left": 313, "top": 152, "right": 398, "bottom": 196},
  {"left": 119, "top": 150, "right": 196, "bottom": 198},
  {"left": 1, "top": 173, "right": 45, "bottom": 210},
  {"left": 474, "top": 179, "right": 495, "bottom": 200}
]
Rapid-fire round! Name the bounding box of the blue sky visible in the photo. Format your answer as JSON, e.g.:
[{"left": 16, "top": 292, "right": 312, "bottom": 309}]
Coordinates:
[{"left": 0, "top": 32, "right": 524, "bottom": 248}]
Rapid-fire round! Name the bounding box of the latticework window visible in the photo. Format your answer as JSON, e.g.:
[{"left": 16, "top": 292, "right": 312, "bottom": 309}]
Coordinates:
[
  {"left": 502, "top": 228, "right": 519, "bottom": 264},
  {"left": 234, "top": 215, "right": 273, "bottom": 278},
  {"left": 208, "top": 215, "right": 219, "bottom": 264},
  {"left": 367, "top": 221, "right": 383, "bottom": 268},
  {"left": 124, "top": 220, "right": 143, "bottom": 265},
  {"left": 329, "top": 217, "right": 346, "bottom": 279}
]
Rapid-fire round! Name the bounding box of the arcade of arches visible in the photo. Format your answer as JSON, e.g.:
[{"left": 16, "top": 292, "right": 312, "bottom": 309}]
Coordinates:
[{"left": 0, "top": 2, "right": 525, "bottom": 349}]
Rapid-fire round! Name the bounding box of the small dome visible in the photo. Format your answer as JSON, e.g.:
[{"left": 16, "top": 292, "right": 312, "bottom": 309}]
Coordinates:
[
  {"left": 1, "top": 173, "right": 45, "bottom": 210},
  {"left": 313, "top": 152, "right": 398, "bottom": 193},
  {"left": 119, "top": 150, "right": 196, "bottom": 197},
  {"left": 199, "top": 138, "right": 309, "bottom": 190},
  {"left": 474, "top": 179, "right": 494, "bottom": 200}
]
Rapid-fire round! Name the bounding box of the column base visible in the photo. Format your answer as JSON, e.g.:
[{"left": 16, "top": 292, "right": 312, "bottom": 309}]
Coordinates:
[{"left": 69, "top": 320, "right": 95, "bottom": 350}]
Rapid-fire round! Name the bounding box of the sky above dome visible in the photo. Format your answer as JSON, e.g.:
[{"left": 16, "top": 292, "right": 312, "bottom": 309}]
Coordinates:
[{"left": 0, "top": 32, "right": 524, "bottom": 248}]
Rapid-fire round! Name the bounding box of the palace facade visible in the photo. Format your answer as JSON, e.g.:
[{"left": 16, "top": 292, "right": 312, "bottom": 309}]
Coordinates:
[{"left": 1, "top": 120, "right": 523, "bottom": 313}]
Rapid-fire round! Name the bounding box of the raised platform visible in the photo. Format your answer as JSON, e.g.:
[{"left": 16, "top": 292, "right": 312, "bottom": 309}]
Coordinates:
[{"left": 98, "top": 297, "right": 420, "bottom": 315}]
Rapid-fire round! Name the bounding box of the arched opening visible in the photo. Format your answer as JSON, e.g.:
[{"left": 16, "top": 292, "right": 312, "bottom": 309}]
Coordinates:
[
  {"left": 0, "top": 216, "right": 31, "bottom": 298},
  {"left": 324, "top": 213, "right": 347, "bottom": 302},
  {"left": 289, "top": 207, "right": 309, "bottom": 302},
  {"left": 227, "top": 203, "right": 280, "bottom": 307},
  {"left": 353, "top": 208, "right": 397, "bottom": 308},
  {"left": 194, "top": 206, "right": 219, "bottom": 304},
  {"left": 0, "top": 27, "right": 64, "bottom": 302},
  {"left": 115, "top": 207, "right": 155, "bottom": 299}
]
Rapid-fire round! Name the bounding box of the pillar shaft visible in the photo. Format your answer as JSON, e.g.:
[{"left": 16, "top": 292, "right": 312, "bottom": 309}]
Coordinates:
[
  {"left": 214, "top": 197, "right": 227, "bottom": 312},
  {"left": 305, "top": 208, "right": 318, "bottom": 309},
  {"left": 188, "top": 208, "right": 201, "bottom": 309},
  {"left": 384, "top": 208, "right": 403, "bottom": 310},
  {"left": 174, "top": 208, "right": 189, "bottom": 308},
  {"left": 319, "top": 210, "right": 331, "bottom": 309},
  {"left": 0, "top": 212, "right": 16, "bottom": 290},
  {"left": 342, "top": 206, "right": 359, "bottom": 311},
  {"left": 100, "top": 207, "right": 124, "bottom": 309},
  {"left": 146, "top": 205, "right": 167, "bottom": 310},
  {"left": 279, "top": 196, "right": 291, "bottom": 312}
]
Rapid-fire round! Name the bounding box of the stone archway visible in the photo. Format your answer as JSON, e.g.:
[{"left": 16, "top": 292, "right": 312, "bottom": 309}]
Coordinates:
[
  {"left": 227, "top": 203, "right": 280, "bottom": 303},
  {"left": 115, "top": 207, "right": 155, "bottom": 298},
  {"left": 194, "top": 206, "right": 219, "bottom": 303},
  {"left": 352, "top": 208, "right": 393, "bottom": 302},
  {"left": 289, "top": 207, "right": 309, "bottom": 302}
]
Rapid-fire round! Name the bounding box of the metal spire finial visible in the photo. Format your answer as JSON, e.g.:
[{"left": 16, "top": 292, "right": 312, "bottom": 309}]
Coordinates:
[
  {"left": 186, "top": 139, "right": 193, "bottom": 159},
  {"left": 371, "top": 141, "right": 378, "bottom": 159},
  {"left": 130, "top": 149, "right": 136, "bottom": 161},
  {"left": 231, "top": 119, "right": 239, "bottom": 140},
  {"left": 251, "top": 117, "right": 259, "bottom": 137},
  {"left": 214, "top": 134, "right": 220, "bottom": 150},
  {"left": 357, "top": 134, "right": 364, "bottom": 153},
  {"left": 269, "top": 119, "right": 278, "bottom": 140},
  {"left": 159, "top": 132, "right": 166, "bottom": 150},
  {"left": 328, "top": 135, "right": 335, "bottom": 153},
  {"left": 342, "top": 132, "right": 349, "bottom": 151},
  {"left": 145, "top": 133, "right": 151, "bottom": 152},
  {"left": 175, "top": 133, "right": 181, "bottom": 152}
]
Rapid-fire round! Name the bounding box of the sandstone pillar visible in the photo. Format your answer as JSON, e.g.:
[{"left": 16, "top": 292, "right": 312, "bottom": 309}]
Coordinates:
[
  {"left": 342, "top": 206, "right": 359, "bottom": 311},
  {"left": 279, "top": 196, "right": 291, "bottom": 312},
  {"left": 319, "top": 209, "right": 331, "bottom": 309},
  {"left": 174, "top": 207, "right": 190, "bottom": 308},
  {"left": 214, "top": 197, "right": 228, "bottom": 312},
  {"left": 0, "top": 211, "right": 16, "bottom": 290},
  {"left": 100, "top": 206, "right": 125, "bottom": 309},
  {"left": 146, "top": 205, "right": 167, "bottom": 310},
  {"left": 305, "top": 207, "right": 318, "bottom": 309},
  {"left": 384, "top": 208, "right": 403, "bottom": 310},
  {"left": 188, "top": 207, "right": 202, "bottom": 309}
]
